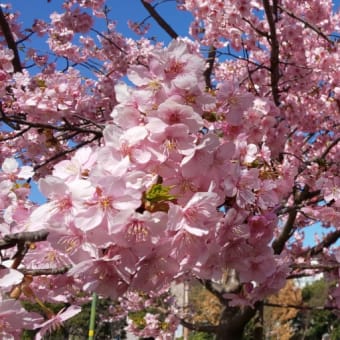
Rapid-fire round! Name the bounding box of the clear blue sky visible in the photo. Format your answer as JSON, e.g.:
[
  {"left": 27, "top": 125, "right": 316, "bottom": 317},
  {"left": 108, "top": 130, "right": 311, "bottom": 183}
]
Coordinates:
[{"left": 15, "top": 0, "right": 193, "bottom": 44}]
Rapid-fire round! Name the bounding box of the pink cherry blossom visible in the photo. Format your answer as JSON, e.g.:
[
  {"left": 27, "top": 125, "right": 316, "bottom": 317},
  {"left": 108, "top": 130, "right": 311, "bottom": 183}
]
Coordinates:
[
  {"left": 0, "top": 0, "right": 340, "bottom": 337},
  {"left": 34, "top": 305, "right": 81, "bottom": 340}
]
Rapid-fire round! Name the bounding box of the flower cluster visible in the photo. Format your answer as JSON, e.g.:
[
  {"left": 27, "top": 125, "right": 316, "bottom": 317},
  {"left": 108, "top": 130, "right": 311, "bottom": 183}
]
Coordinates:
[{"left": 0, "top": 0, "right": 340, "bottom": 338}]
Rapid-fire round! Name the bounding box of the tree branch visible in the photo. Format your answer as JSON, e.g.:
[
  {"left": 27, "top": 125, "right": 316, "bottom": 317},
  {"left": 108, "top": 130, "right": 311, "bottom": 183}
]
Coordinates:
[
  {"left": 0, "top": 230, "right": 49, "bottom": 250},
  {"left": 33, "top": 135, "right": 100, "bottom": 171},
  {"left": 0, "top": 6, "right": 22, "bottom": 72},
  {"left": 290, "top": 263, "right": 340, "bottom": 274},
  {"left": 203, "top": 46, "right": 216, "bottom": 89},
  {"left": 262, "top": 0, "right": 280, "bottom": 106},
  {"left": 180, "top": 318, "right": 218, "bottom": 333},
  {"left": 141, "top": 0, "right": 178, "bottom": 39},
  {"left": 197, "top": 279, "right": 226, "bottom": 304},
  {"left": 272, "top": 185, "right": 320, "bottom": 254},
  {"left": 265, "top": 302, "right": 338, "bottom": 311},
  {"left": 305, "top": 230, "right": 340, "bottom": 257},
  {"left": 197, "top": 269, "right": 241, "bottom": 304},
  {"left": 1, "top": 115, "right": 103, "bottom": 136},
  {"left": 316, "top": 136, "right": 340, "bottom": 162},
  {"left": 278, "top": 5, "right": 333, "bottom": 45},
  {"left": 20, "top": 266, "right": 70, "bottom": 276}
]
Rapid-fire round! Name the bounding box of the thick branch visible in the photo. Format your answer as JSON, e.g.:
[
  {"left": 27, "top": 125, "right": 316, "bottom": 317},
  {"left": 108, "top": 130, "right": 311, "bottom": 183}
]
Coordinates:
[
  {"left": 272, "top": 186, "right": 320, "bottom": 254},
  {"left": 197, "top": 279, "right": 226, "bottom": 304},
  {"left": 11, "top": 241, "right": 30, "bottom": 269},
  {"left": 0, "top": 7, "right": 22, "bottom": 72},
  {"left": 20, "top": 266, "right": 70, "bottom": 276},
  {"left": 265, "top": 302, "right": 337, "bottom": 311},
  {"left": 262, "top": 0, "right": 280, "bottom": 106},
  {"left": 141, "top": 0, "right": 178, "bottom": 39},
  {"left": 291, "top": 263, "right": 340, "bottom": 271},
  {"left": 306, "top": 230, "right": 340, "bottom": 257},
  {"left": 217, "top": 304, "right": 259, "bottom": 340},
  {"left": 203, "top": 46, "right": 216, "bottom": 89},
  {"left": 180, "top": 319, "right": 217, "bottom": 333},
  {"left": 197, "top": 269, "right": 241, "bottom": 304},
  {"left": 0, "top": 230, "right": 49, "bottom": 250}
]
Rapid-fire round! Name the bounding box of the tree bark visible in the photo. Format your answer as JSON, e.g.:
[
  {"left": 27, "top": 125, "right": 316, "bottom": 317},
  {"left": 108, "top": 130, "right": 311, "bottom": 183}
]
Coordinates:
[{"left": 215, "top": 305, "right": 258, "bottom": 340}]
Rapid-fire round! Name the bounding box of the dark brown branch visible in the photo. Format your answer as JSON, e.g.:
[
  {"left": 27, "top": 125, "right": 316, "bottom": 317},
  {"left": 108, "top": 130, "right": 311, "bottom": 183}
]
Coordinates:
[
  {"left": 287, "top": 272, "right": 324, "bottom": 279},
  {"left": 0, "top": 230, "right": 49, "bottom": 250},
  {"left": 262, "top": 0, "right": 280, "bottom": 106},
  {"left": 11, "top": 241, "right": 30, "bottom": 269},
  {"left": 278, "top": 5, "right": 333, "bottom": 45},
  {"left": 272, "top": 0, "right": 279, "bottom": 22},
  {"left": 242, "top": 17, "right": 269, "bottom": 37},
  {"left": 272, "top": 185, "right": 320, "bottom": 254},
  {"left": 197, "top": 279, "right": 226, "bottom": 304},
  {"left": 291, "top": 263, "right": 340, "bottom": 271},
  {"left": 180, "top": 319, "right": 218, "bottom": 333},
  {"left": 0, "top": 127, "right": 30, "bottom": 141},
  {"left": 90, "top": 28, "right": 127, "bottom": 55},
  {"left": 141, "top": 0, "right": 178, "bottom": 39},
  {"left": 0, "top": 7, "right": 22, "bottom": 72},
  {"left": 305, "top": 230, "right": 340, "bottom": 257},
  {"left": 16, "top": 31, "right": 34, "bottom": 45},
  {"left": 1, "top": 115, "right": 103, "bottom": 136},
  {"left": 20, "top": 266, "right": 70, "bottom": 276},
  {"left": 34, "top": 135, "right": 100, "bottom": 171},
  {"left": 316, "top": 136, "right": 340, "bottom": 162},
  {"left": 217, "top": 303, "right": 259, "bottom": 339},
  {"left": 203, "top": 46, "right": 216, "bottom": 89},
  {"left": 197, "top": 269, "right": 241, "bottom": 304},
  {"left": 71, "top": 114, "right": 105, "bottom": 130},
  {"left": 224, "top": 46, "right": 271, "bottom": 71},
  {"left": 0, "top": 230, "right": 49, "bottom": 270},
  {"left": 265, "top": 302, "right": 337, "bottom": 311}
]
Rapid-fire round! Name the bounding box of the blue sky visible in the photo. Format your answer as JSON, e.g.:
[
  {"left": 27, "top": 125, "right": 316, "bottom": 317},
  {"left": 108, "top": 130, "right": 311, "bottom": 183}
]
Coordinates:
[
  {"left": 14, "top": 0, "right": 193, "bottom": 43},
  {"left": 9, "top": 1, "right": 340, "bottom": 247}
]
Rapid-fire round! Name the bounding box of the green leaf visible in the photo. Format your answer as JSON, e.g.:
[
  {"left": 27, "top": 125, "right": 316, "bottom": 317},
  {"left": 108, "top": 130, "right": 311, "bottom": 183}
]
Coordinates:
[{"left": 145, "top": 184, "right": 176, "bottom": 203}]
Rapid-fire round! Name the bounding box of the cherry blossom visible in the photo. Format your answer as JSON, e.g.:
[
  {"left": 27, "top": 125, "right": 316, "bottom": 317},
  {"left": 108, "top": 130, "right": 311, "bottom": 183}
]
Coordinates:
[{"left": 0, "top": 0, "right": 339, "bottom": 338}]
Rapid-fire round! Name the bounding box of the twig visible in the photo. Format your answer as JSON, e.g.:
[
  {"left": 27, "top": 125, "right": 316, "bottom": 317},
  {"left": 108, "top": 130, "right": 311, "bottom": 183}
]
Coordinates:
[
  {"left": 0, "top": 7, "right": 22, "bottom": 72},
  {"left": 0, "top": 127, "right": 30, "bottom": 141},
  {"left": 242, "top": 17, "right": 269, "bottom": 37},
  {"left": 278, "top": 5, "right": 333, "bottom": 45},
  {"left": 16, "top": 31, "right": 34, "bottom": 45},
  {"left": 316, "top": 136, "right": 340, "bottom": 161},
  {"left": 33, "top": 135, "right": 99, "bottom": 171},
  {"left": 141, "top": 0, "right": 178, "bottom": 39},
  {"left": 91, "top": 28, "right": 127, "bottom": 55},
  {"left": 1, "top": 115, "right": 102, "bottom": 136}
]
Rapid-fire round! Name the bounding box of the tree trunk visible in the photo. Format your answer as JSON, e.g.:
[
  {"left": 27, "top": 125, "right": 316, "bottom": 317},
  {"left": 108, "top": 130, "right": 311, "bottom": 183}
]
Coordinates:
[
  {"left": 215, "top": 328, "right": 244, "bottom": 340},
  {"left": 214, "top": 304, "right": 258, "bottom": 340}
]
